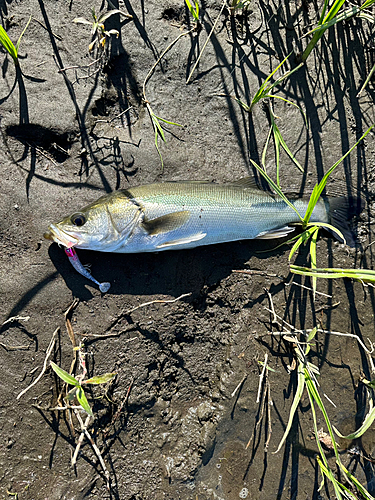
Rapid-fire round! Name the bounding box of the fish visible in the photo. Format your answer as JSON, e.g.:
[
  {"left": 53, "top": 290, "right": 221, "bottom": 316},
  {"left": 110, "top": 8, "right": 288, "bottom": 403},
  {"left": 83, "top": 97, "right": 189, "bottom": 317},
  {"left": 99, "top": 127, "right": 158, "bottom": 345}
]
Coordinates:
[{"left": 44, "top": 177, "right": 360, "bottom": 254}]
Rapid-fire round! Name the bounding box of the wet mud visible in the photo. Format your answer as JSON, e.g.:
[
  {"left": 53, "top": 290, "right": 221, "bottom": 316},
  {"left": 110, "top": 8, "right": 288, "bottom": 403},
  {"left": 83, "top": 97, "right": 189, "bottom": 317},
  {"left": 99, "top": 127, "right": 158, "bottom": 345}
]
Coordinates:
[{"left": 1, "top": 1, "right": 375, "bottom": 499}]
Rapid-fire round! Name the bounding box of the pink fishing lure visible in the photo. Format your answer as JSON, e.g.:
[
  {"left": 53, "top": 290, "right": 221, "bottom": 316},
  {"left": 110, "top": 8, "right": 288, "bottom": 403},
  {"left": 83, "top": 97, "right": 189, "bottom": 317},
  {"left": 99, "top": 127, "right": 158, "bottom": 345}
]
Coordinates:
[{"left": 64, "top": 247, "right": 111, "bottom": 293}]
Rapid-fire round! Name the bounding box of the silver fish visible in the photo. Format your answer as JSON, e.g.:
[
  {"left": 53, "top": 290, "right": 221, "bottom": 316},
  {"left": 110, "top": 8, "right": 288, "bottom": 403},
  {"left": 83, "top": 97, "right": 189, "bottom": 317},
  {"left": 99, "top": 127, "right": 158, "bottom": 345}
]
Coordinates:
[{"left": 44, "top": 178, "right": 357, "bottom": 253}]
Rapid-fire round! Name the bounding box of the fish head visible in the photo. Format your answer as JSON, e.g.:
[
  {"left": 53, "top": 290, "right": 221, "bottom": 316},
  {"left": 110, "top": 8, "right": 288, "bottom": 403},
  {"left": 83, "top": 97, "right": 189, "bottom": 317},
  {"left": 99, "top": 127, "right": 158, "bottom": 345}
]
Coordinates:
[{"left": 44, "top": 191, "right": 142, "bottom": 251}]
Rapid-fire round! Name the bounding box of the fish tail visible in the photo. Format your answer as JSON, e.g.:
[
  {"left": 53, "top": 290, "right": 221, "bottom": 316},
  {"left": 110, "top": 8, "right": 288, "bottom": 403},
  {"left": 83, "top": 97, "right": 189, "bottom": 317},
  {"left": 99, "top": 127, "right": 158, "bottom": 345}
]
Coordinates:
[{"left": 327, "top": 196, "right": 364, "bottom": 247}]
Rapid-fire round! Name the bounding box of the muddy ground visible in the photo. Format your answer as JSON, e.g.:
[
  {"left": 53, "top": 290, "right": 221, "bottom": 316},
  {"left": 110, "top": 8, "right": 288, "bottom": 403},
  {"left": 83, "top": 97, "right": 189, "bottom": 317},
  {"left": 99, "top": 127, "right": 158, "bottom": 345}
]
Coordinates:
[{"left": 1, "top": 0, "right": 375, "bottom": 499}]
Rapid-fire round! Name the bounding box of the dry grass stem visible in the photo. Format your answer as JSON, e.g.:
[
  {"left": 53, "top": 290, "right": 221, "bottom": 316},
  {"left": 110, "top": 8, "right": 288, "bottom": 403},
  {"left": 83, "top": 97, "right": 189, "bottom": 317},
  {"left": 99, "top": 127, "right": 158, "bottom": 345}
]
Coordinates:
[
  {"left": 231, "top": 374, "right": 248, "bottom": 398},
  {"left": 17, "top": 327, "right": 59, "bottom": 400},
  {"left": 186, "top": 0, "right": 226, "bottom": 84},
  {"left": 2, "top": 315, "right": 30, "bottom": 326},
  {"left": 232, "top": 269, "right": 282, "bottom": 278},
  {"left": 74, "top": 410, "right": 111, "bottom": 490},
  {"left": 124, "top": 293, "right": 192, "bottom": 315},
  {"left": 71, "top": 413, "right": 92, "bottom": 467},
  {"left": 285, "top": 281, "right": 333, "bottom": 298},
  {"left": 257, "top": 353, "right": 268, "bottom": 403},
  {"left": 0, "top": 342, "right": 32, "bottom": 351}
]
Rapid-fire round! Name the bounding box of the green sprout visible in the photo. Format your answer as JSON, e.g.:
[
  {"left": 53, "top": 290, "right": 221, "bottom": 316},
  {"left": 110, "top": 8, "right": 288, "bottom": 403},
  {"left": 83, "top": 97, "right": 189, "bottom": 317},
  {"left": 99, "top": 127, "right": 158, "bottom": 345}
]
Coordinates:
[
  {"left": 74, "top": 8, "right": 126, "bottom": 52},
  {"left": 185, "top": 0, "right": 199, "bottom": 24},
  {"left": 50, "top": 360, "right": 116, "bottom": 416},
  {"left": 0, "top": 16, "right": 32, "bottom": 67},
  {"left": 228, "top": 0, "right": 252, "bottom": 15}
]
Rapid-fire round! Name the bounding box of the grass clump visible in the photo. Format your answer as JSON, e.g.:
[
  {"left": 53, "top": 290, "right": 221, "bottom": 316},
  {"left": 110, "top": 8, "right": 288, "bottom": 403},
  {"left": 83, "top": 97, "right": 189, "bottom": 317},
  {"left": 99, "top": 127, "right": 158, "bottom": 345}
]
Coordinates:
[
  {"left": 302, "top": 0, "right": 375, "bottom": 62},
  {"left": 275, "top": 329, "right": 374, "bottom": 499},
  {"left": 251, "top": 123, "right": 374, "bottom": 297},
  {"left": 73, "top": 8, "right": 125, "bottom": 52},
  {"left": 0, "top": 16, "right": 31, "bottom": 67}
]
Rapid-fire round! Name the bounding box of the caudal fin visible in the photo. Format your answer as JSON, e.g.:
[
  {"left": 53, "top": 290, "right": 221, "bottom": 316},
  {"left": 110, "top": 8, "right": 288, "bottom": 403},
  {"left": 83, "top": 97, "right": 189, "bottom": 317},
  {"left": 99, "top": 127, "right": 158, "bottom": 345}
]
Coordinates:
[{"left": 327, "top": 197, "right": 364, "bottom": 247}]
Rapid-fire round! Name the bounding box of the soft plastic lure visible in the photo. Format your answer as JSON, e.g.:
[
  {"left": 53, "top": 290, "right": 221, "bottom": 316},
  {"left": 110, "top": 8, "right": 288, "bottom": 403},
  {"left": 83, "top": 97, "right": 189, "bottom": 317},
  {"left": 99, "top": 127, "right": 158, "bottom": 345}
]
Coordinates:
[{"left": 64, "top": 247, "right": 111, "bottom": 293}]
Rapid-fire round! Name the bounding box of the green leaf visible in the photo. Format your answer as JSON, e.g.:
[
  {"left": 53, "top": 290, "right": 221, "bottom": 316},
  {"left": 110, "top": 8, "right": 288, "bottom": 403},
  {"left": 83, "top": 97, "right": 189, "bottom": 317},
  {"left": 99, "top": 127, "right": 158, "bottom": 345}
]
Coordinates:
[
  {"left": 65, "top": 387, "right": 78, "bottom": 401},
  {"left": 250, "top": 160, "right": 304, "bottom": 222},
  {"left": 290, "top": 265, "right": 375, "bottom": 283},
  {"left": 0, "top": 25, "right": 18, "bottom": 63},
  {"left": 185, "top": 0, "right": 199, "bottom": 21},
  {"left": 334, "top": 400, "right": 375, "bottom": 440},
  {"left": 288, "top": 226, "right": 318, "bottom": 261},
  {"left": 76, "top": 386, "right": 93, "bottom": 416},
  {"left": 153, "top": 114, "right": 182, "bottom": 127},
  {"left": 273, "top": 360, "right": 305, "bottom": 454},
  {"left": 310, "top": 227, "right": 319, "bottom": 299},
  {"left": 84, "top": 372, "right": 117, "bottom": 385},
  {"left": 15, "top": 15, "right": 32, "bottom": 54},
  {"left": 306, "top": 222, "right": 346, "bottom": 245},
  {"left": 50, "top": 361, "right": 80, "bottom": 387},
  {"left": 306, "top": 327, "right": 318, "bottom": 343}
]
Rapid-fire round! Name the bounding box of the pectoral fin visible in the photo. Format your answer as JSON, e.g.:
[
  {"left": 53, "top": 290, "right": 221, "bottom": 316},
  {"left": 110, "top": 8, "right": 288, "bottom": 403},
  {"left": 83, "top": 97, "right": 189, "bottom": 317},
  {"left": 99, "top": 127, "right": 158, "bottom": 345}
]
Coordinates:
[
  {"left": 256, "top": 226, "right": 295, "bottom": 239},
  {"left": 156, "top": 232, "right": 207, "bottom": 249},
  {"left": 142, "top": 210, "right": 190, "bottom": 235}
]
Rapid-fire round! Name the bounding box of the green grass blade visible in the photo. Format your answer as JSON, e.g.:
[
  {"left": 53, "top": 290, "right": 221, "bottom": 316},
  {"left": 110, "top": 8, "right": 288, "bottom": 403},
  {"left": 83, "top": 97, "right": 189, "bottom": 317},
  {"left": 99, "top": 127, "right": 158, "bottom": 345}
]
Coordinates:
[
  {"left": 339, "top": 463, "right": 375, "bottom": 500},
  {"left": 302, "top": 0, "right": 346, "bottom": 62},
  {"left": 357, "top": 62, "right": 375, "bottom": 97},
  {"left": 288, "top": 226, "right": 318, "bottom": 261},
  {"left": 153, "top": 114, "right": 182, "bottom": 127},
  {"left": 290, "top": 265, "right": 375, "bottom": 282},
  {"left": 273, "top": 361, "right": 305, "bottom": 454},
  {"left": 250, "top": 160, "right": 304, "bottom": 222},
  {"left": 267, "top": 95, "right": 308, "bottom": 127},
  {"left": 76, "top": 386, "right": 93, "bottom": 416},
  {"left": 310, "top": 227, "right": 319, "bottom": 299},
  {"left": 154, "top": 129, "right": 164, "bottom": 168},
  {"left": 270, "top": 111, "right": 303, "bottom": 174},
  {"left": 262, "top": 126, "right": 273, "bottom": 169},
  {"left": 185, "top": 0, "right": 199, "bottom": 21},
  {"left": 305, "top": 369, "right": 341, "bottom": 459},
  {"left": 15, "top": 15, "right": 32, "bottom": 54},
  {"left": 302, "top": 124, "right": 374, "bottom": 225},
  {"left": 304, "top": 6, "right": 360, "bottom": 37},
  {"left": 151, "top": 114, "right": 166, "bottom": 142},
  {"left": 306, "top": 326, "right": 318, "bottom": 343},
  {"left": 50, "top": 361, "right": 80, "bottom": 387},
  {"left": 84, "top": 372, "right": 117, "bottom": 385},
  {"left": 0, "top": 25, "right": 18, "bottom": 64},
  {"left": 271, "top": 118, "right": 281, "bottom": 187},
  {"left": 306, "top": 222, "right": 346, "bottom": 245},
  {"left": 361, "top": 0, "right": 375, "bottom": 8},
  {"left": 334, "top": 402, "right": 375, "bottom": 440}
]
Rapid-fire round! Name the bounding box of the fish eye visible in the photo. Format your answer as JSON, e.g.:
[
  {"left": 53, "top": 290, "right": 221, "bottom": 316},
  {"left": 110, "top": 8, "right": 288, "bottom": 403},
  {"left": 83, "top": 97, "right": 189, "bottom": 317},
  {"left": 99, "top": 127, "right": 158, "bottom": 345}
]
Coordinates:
[{"left": 71, "top": 213, "right": 86, "bottom": 227}]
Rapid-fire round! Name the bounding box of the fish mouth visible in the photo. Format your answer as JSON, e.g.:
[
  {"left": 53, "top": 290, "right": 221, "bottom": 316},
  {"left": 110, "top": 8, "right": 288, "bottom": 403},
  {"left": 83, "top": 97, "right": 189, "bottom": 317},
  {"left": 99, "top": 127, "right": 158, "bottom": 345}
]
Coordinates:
[{"left": 44, "top": 224, "right": 79, "bottom": 248}]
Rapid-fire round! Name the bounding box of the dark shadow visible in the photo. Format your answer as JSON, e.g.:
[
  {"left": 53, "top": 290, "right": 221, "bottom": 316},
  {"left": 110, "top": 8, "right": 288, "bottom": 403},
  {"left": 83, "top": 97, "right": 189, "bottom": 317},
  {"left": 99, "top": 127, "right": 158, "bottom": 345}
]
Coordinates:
[{"left": 37, "top": 0, "right": 112, "bottom": 193}]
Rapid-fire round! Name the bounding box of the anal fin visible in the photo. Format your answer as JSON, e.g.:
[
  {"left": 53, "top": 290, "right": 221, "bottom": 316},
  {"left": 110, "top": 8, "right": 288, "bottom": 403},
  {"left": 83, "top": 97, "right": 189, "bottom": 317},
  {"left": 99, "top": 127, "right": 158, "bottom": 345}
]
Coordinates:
[{"left": 256, "top": 226, "right": 295, "bottom": 239}]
